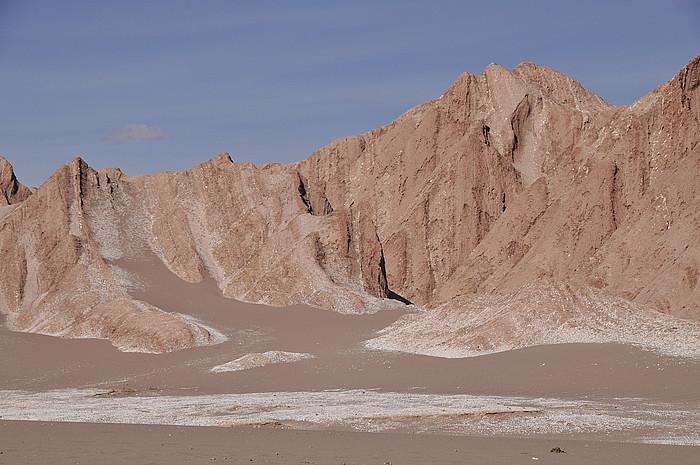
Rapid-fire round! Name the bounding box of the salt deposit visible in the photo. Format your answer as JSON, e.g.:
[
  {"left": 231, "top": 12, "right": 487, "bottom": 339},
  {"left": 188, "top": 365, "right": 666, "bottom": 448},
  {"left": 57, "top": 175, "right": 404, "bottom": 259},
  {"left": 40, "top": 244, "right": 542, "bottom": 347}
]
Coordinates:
[{"left": 211, "top": 351, "right": 314, "bottom": 372}]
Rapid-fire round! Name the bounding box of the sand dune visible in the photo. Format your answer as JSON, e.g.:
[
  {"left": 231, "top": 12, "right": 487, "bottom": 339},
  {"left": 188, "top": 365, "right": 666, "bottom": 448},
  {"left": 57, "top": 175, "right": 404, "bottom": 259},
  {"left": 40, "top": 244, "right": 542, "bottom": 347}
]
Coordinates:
[{"left": 367, "top": 279, "right": 700, "bottom": 358}]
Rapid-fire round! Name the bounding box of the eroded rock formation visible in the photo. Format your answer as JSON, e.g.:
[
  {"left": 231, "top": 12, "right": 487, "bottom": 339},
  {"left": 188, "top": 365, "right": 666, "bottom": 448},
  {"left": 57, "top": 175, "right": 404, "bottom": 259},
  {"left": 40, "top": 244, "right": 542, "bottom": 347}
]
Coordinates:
[
  {"left": 0, "top": 157, "right": 32, "bottom": 208},
  {"left": 1, "top": 56, "right": 698, "bottom": 353}
]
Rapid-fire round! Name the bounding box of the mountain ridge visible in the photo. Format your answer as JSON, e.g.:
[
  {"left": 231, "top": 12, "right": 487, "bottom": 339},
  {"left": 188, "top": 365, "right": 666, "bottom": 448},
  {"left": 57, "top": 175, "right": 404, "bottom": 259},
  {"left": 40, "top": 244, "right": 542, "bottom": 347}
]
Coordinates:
[{"left": 1, "top": 56, "right": 698, "bottom": 353}]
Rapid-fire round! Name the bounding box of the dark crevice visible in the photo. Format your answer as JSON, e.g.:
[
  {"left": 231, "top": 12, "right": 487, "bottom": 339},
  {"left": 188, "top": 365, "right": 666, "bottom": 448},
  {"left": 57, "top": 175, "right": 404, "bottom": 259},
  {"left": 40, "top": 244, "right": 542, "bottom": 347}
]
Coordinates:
[
  {"left": 298, "top": 174, "right": 313, "bottom": 214},
  {"left": 320, "top": 197, "right": 334, "bottom": 215},
  {"left": 376, "top": 235, "right": 389, "bottom": 298},
  {"left": 387, "top": 289, "right": 413, "bottom": 305},
  {"left": 482, "top": 124, "right": 491, "bottom": 146},
  {"left": 611, "top": 163, "right": 619, "bottom": 229},
  {"left": 10, "top": 173, "right": 20, "bottom": 196},
  {"left": 298, "top": 173, "right": 333, "bottom": 215},
  {"left": 375, "top": 228, "right": 410, "bottom": 305},
  {"left": 510, "top": 94, "right": 533, "bottom": 163}
]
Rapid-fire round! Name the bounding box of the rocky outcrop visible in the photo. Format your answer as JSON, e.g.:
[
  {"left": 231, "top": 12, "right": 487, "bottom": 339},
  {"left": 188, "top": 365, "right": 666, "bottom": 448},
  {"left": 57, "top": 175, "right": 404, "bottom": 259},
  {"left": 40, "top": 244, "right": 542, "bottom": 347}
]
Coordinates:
[
  {"left": 432, "top": 56, "right": 700, "bottom": 320},
  {"left": 0, "top": 158, "right": 223, "bottom": 353},
  {"left": 0, "top": 56, "right": 699, "bottom": 354},
  {"left": 293, "top": 57, "right": 700, "bottom": 324},
  {"left": 0, "top": 156, "right": 32, "bottom": 209}
]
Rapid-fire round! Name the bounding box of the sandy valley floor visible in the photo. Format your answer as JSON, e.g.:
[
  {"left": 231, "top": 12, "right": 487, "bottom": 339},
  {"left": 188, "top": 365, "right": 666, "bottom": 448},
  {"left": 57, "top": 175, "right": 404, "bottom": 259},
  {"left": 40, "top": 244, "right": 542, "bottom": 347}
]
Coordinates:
[{"left": 1, "top": 257, "right": 699, "bottom": 464}]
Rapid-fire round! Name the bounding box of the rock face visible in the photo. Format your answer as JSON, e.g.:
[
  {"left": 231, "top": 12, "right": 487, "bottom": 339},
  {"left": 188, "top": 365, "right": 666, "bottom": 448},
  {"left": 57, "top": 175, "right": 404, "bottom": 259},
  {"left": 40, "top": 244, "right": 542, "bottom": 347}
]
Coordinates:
[
  {"left": 0, "top": 159, "right": 225, "bottom": 353},
  {"left": 0, "top": 56, "right": 699, "bottom": 353},
  {"left": 0, "top": 156, "right": 32, "bottom": 211}
]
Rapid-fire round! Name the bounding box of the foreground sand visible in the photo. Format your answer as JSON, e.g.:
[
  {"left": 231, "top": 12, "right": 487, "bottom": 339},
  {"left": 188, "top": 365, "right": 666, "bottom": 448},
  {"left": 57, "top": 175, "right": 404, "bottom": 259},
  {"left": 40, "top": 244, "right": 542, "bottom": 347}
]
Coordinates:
[
  {"left": 2, "top": 315, "right": 699, "bottom": 464},
  {"left": 2, "top": 420, "right": 699, "bottom": 465},
  {"left": 1, "top": 257, "right": 699, "bottom": 463}
]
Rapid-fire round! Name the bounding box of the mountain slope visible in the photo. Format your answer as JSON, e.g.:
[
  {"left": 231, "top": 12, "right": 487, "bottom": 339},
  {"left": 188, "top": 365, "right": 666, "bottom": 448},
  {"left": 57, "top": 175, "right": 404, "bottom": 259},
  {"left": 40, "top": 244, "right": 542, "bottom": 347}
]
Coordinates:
[
  {"left": 0, "top": 159, "right": 224, "bottom": 352},
  {"left": 367, "top": 279, "right": 700, "bottom": 358},
  {"left": 0, "top": 56, "right": 698, "bottom": 353}
]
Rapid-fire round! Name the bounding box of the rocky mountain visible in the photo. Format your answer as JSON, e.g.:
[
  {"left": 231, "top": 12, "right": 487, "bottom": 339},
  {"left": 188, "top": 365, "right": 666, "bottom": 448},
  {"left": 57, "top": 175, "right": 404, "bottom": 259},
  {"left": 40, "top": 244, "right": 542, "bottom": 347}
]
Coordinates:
[
  {"left": 0, "top": 157, "right": 32, "bottom": 208},
  {"left": 1, "top": 56, "right": 698, "bottom": 354}
]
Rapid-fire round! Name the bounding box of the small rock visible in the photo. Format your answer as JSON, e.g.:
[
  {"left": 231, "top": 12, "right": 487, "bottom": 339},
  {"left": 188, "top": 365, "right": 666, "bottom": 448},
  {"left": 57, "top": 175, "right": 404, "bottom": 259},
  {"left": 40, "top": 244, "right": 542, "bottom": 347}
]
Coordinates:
[{"left": 550, "top": 447, "right": 566, "bottom": 453}]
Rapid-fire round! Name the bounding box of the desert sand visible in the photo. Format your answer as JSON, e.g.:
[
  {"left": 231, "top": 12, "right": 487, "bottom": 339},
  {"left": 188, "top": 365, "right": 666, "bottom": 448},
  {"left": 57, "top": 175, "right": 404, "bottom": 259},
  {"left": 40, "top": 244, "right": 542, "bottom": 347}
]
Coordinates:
[
  {"left": 2, "top": 252, "right": 699, "bottom": 463},
  {"left": 2, "top": 420, "right": 699, "bottom": 465}
]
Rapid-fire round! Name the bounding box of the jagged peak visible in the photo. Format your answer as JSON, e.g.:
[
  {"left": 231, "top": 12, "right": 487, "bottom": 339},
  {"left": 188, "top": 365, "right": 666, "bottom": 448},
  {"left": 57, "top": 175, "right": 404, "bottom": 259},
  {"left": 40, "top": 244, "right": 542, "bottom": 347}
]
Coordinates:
[
  {"left": 479, "top": 62, "right": 528, "bottom": 92},
  {"left": 445, "top": 70, "right": 478, "bottom": 92},
  {"left": 449, "top": 62, "right": 514, "bottom": 87},
  {"left": 512, "top": 61, "right": 612, "bottom": 111},
  {"left": 0, "top": 156, "right": 18, "bottom": 180},
  {"left": 677, "top": 54, "right": 700, "bottom": 77},
  {"left": 482, "top": 62, "right": 511, "bottom": 77},
  {"left": 0, "top": 156, "right": 15, "bottom": 183},
  {"left": 627, "top": 54, "right": 700, "bottom": 116},
  {"left": 57, "top": 157, "right": 92, "bottom": 179},
  {"left": 195, "top": 152, "right": 235, "bottom": 171},
  {"left": 70, "top": 156, "right": 89, "bottom": 169},
  {"left": 36, "top": 156, "right": 98, "bottom": 195},
  {"left": 676, "top": 54, "right": 700, "bottom": 118},
  {"left": 215, "top": 152, "right": 233, "bottom": 163},
  {"left": 512, "top": 61, "right": 573, "bottom": 83},
  {"left": 439, "top": 60, "right": 614, "bottom": 121},
  {"left": 97, "top": 167, "right": 126, "bottom": 180},
  {"left": 0, "top": 156, "right": 32, "bottom": 206}
]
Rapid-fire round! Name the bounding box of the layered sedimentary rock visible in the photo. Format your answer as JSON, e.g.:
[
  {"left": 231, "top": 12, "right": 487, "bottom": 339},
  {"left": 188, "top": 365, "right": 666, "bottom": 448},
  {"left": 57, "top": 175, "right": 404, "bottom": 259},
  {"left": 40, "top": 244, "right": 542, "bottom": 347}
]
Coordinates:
[{"left": 0, "top": 56, "right": 698, "bottom": 353}]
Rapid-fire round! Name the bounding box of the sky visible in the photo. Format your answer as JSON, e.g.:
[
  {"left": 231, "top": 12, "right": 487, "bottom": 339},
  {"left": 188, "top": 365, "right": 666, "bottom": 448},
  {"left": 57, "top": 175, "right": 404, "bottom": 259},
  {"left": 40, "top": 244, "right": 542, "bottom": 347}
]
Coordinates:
[{"left": 1, "top": 1, "right": 699, "bottom": 187}]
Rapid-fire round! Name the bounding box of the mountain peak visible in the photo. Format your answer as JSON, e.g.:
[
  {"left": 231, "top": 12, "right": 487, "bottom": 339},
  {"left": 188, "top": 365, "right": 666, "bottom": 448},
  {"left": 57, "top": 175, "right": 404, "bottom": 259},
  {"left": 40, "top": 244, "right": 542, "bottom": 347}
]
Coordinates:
[
  {"left": 677, "top": 54, "right": 700, "bottom": 121},
  {"left": 512, "top": 61, "right": 612, "bottom": 110},
  {"left": 0, "top": 156, "right": 32, "bottom": 206},
  {"left": 216, "top": 152, "right": 233, "bottom": 163}
]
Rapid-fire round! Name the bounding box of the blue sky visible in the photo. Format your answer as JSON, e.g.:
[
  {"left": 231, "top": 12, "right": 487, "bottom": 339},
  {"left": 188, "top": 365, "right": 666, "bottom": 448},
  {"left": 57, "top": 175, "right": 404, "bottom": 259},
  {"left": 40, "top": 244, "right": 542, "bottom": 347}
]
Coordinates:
[{"left": 1, "top": 1, "right": 699, "bottom": 187}]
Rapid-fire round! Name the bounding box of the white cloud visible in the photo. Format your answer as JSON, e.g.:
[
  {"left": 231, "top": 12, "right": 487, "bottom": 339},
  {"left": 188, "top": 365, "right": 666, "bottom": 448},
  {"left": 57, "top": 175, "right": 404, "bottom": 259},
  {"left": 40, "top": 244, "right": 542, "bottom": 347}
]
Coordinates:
[{"left": 102, "top": 123, "right": 166, "bottom": 145}]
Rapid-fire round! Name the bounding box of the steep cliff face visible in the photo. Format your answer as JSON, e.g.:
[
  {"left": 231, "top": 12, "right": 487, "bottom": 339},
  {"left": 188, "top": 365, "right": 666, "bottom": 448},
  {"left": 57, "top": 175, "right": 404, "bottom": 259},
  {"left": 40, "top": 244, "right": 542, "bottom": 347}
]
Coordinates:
[
  {"left": 434, "top": 56, "right": 700, "bottom": 318},
  {"left": 0, "top": 56, "right": 698, "bottom": 353}
]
